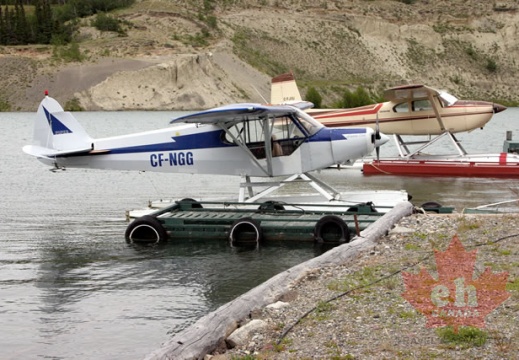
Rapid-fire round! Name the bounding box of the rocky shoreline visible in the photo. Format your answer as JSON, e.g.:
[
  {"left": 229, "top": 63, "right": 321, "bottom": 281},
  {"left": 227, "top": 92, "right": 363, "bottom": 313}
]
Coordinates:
[{"left": 211, "top": 213, "right": 519, "bottom": 359}]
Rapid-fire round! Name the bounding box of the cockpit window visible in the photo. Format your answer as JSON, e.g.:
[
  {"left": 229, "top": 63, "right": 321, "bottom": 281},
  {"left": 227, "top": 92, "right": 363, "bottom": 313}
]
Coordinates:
[
  {"left": 413, "top": 99, "right": 432, "bottom": 112},
  {"left": 223, "top": 110, "right": 321, "bottom": 159},
  {"left": 394, "top": 102, "right": 409, "bottom": 113},
  {"left": 224, "top": 118, "right": 265, "bottom": 144}
]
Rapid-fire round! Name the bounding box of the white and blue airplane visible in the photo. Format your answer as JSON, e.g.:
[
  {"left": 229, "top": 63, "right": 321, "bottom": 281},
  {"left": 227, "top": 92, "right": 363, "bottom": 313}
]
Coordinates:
[{"left": 23, "top": 93, "right": 388, "bottom": 182}]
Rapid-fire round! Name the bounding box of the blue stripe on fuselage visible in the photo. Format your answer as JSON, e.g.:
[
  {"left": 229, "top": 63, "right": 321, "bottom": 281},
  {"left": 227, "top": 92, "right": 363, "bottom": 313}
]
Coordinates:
[
  {"left": 91, "top": 127, "right": 366, "bottom": 155},
  {"left": 107, "top": 129, "right": 234, "bottom": 154},
  {"left": 308, "top": 127, "right": 367, "bottom": 142}
]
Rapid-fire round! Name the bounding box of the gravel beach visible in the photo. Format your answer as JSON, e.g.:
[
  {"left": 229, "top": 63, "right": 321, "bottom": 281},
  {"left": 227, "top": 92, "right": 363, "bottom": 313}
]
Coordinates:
[{"left": 214, "top": 213, "right": 519, "bottom": 360}]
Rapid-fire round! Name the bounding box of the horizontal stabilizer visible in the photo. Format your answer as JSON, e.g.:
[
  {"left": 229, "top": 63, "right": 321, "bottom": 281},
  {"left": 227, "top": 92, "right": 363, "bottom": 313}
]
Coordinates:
[
  {"left": 283, "top": 100, "right": 313, "bottom": 110},
  {"left": 22, "top": 145, "right": 94, "bottom": 158}
]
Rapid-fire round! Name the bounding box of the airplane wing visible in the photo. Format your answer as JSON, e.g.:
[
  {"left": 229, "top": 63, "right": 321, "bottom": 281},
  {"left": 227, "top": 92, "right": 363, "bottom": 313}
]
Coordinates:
[
  {"left": 169, "top": 103, "right": 311, "bottom": 124},
  {"left": 384, "top": 84, "right": 442, "bottom": 102}
]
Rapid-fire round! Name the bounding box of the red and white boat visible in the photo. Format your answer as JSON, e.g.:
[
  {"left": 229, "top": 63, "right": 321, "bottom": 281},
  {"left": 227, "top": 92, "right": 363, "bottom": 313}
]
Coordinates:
[{"left": 363, "top": 152, "right": 519, "bottom": 177}]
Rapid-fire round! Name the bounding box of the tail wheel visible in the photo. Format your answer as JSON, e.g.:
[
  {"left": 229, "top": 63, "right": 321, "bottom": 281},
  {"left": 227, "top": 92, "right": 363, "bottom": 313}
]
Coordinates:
[
  {"left": 314, "top": 215, "right": 350, "bottom": 244},
  {"left": 229, "top": 217, "right": 262, "bottom": 247},
  {"left": 125, "top": 215, "right": 168, "bottom": 243}
]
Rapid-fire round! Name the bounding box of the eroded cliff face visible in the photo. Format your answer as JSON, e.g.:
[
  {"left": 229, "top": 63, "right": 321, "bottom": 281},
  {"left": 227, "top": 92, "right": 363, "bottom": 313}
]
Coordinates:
[
  {"left": 80, "top": 55, "right": 217, "bottom": 110},
  {"left": 3, "top": 0, "right": 519, "bottom": 111},
  {"left": 219, "top": 4, "right": 519, "bottom": 104},
  {"left": 74, "top": 50, "right": 271, "bottom": 110}
]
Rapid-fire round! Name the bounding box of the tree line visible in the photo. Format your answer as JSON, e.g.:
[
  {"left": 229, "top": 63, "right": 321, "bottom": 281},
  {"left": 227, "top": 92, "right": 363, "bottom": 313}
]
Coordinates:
[
  {"left": 305, "top": 86, "right": 383, "bottom": 109},
  {"left": 0, "top": 0, "right": 134, "bottom": 46}
]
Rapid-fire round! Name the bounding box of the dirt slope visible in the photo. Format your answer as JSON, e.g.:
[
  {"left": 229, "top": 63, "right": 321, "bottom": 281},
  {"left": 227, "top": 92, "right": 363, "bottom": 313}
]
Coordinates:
[{"left": 1, "top": 0, "right": 518, "bottom": 111}]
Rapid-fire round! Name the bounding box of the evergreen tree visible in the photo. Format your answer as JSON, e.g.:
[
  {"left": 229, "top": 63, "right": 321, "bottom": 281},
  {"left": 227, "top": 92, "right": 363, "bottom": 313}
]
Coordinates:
[
  {"left": 4, "top": 6, "right": 15, "bottom": 45},
  {"left": 34, "top": 0, "right": 54, "bottom": 44},
  {"left": 15, "top": 0, "right": 29, "bottom": 44},
  {"left": 0, "top": 7, "right": 4, "bottom": 44},
  {"left": 0, "top": 0, "right": 135, "bottom": 45}
]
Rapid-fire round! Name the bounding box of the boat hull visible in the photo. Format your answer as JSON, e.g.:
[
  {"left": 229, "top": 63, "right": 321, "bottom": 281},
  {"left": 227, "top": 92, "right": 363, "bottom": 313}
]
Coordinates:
[{"left": 363, "top": 153, "right": 519, "bottom": 177}]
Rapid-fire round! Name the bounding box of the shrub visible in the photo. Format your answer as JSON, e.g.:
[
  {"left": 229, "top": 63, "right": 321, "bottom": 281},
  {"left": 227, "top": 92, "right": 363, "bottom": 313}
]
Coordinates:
[
  {"left": 0, "top": 97, "right": 11, "bottom": 112},
  {"left": 54, "top": 42, "right": 85, "bottom": 62},
  {"left": 486, "top": 58, "right": 497, "bottom": 72},
  {"left": 92, "top": 13, "right": 125, "bottom": 34},
  {"left": 305, "top": 86, "right": 322, "bottom": 108},
  {"left": 337, "top": 86, "right": 373, "bottom": 108},
  {"left": 64, "top": 98, "right": 83, "bottom": 111}
]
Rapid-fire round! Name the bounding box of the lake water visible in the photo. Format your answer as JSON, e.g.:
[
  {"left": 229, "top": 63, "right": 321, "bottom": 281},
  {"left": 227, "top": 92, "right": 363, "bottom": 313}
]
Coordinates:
[{"left": 1, "top": 107, "right": 518, "bottom": 359}]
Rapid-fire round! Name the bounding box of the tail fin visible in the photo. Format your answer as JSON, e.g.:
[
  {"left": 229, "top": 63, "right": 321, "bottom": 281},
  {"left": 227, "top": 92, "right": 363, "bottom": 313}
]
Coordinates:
[
  {"left": 270, "top": 72, "right": 303, "bottom": 104},
  {"left": 23, "top": 94, "right": 93, "bottom": 158}
]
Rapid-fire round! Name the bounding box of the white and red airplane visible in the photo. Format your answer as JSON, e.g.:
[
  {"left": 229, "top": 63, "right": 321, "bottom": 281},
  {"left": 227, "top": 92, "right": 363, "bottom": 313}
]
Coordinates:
[{"left": 271, "top": 72, "right": 507, "bottom": 158}]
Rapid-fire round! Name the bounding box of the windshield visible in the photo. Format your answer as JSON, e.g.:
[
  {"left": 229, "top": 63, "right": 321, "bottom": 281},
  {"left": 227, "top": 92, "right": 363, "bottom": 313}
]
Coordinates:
[
  {"left": 293, "top": 108, "right": 322, "bottom": 136},
  {"left": 439, "top": 91, "right": 458, "bottom": 107}
]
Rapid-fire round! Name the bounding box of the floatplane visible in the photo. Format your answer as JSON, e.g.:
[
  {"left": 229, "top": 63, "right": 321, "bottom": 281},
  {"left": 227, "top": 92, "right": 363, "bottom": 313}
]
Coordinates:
[
  {"left": 272, "top": 73, "right": 519, "bottom": 177},
  {"left": 23, "top": 92, "right": 413, "bottom": 243},
  {"left": 23, "top": 92, "right": 408, "bottom": 212}
]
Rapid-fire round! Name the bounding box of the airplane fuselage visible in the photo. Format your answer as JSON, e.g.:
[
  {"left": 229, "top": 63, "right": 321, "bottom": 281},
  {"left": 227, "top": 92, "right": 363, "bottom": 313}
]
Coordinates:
[
  {"left": 306, "top": 98, "right": 502, "bottom": 135},
  {"left": 35, "top": 123, "right": 377, "bottom": 177}
]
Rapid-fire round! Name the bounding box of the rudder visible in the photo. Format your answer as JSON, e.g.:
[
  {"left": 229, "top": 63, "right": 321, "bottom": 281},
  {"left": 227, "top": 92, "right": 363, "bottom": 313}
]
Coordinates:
[
  {"left": 270, "top": 72, "right": 303, "bottom": 104},
  {"left": 27, "top": 94, "right": 93, "bottom": 156}
]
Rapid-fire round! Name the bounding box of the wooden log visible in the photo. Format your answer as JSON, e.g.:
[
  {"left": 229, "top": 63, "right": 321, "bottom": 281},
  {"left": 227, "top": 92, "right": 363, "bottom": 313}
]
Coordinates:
[{"left": 144, "top": 201, "right": 414, "bottom": 360}]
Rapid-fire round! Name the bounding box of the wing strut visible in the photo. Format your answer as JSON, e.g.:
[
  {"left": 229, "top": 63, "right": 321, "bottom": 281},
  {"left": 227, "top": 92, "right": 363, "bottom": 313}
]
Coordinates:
[
  {"left": 219, "top": 114, "right": 280, "bottom": 177},
  {"left": 428, "top": 92, "right": 446, "bottom": 132}
]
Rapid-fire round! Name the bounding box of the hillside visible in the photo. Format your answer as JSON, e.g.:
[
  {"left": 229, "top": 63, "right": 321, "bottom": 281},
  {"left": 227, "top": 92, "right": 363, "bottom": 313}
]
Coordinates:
[{"left": 1, "top": 0, "right": 519, "bottom": 111}]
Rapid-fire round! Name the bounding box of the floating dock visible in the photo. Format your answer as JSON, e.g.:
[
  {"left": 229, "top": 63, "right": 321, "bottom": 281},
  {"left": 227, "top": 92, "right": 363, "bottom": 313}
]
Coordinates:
[{"left": 125, "top": 199, "right": 387, "bottom": 246}]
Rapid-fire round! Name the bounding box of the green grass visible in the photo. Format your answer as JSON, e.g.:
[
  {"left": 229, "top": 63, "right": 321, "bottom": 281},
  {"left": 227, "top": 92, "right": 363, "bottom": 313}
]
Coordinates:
[
  {"left": 327, "top": 265, "right": 382, "bottom": 293},
  {"left": 313, "top": 300, "right": 335, "bottom": 321},
  {"left": 231, "top": 355, "right": 257, "bottom": 360},
  {"left": 436, "top": 326, "right": 487, "bottom": 348},
  {"left": 506, "top": 278, "right": 519, "bottom": 292},
  {"left": 0, "top": 97, "right": 11, "bottom": 112},
  {"left": 404, "top": 243, "right": 421, "bottom": 251}
]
